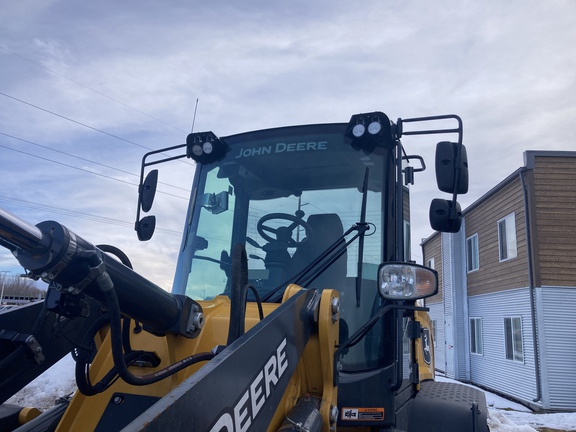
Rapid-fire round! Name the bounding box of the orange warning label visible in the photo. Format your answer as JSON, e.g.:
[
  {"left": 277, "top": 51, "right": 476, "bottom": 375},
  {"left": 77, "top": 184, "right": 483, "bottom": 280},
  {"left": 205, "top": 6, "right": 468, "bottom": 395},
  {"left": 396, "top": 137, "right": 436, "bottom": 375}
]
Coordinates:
[{"left": 341, "top": 407, "right": 385, "bottom": 421}]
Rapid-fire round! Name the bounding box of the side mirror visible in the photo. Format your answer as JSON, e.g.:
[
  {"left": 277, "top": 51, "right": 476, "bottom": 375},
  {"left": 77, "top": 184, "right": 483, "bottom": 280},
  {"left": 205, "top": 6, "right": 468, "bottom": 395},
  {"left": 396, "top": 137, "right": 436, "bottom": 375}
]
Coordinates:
[
  {"left": 140, "top": 170, "right": 158, "bottom": 212},
  {"left": 435, "top": 142, "right": 468, "bottom": 194},
  {"left": 136, "top": 215, "right": 156, "bottom": 241},
  {"left": 429, "top": 199, "right": 462, "bottom": 233}
]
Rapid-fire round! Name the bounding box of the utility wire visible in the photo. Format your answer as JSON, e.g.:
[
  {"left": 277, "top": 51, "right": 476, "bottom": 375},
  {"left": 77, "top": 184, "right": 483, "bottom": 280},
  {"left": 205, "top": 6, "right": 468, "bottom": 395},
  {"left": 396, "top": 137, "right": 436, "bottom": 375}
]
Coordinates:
[
  {"left": 0, "top": 90, "right": 194, "bottom": 166},
  {"left": 0, "top": 91, "right": 155, "bottom": 151},
  {"left": 0, "top": 46, "right": 188, "bottom": 134},
  {"left": 0, "top": 131, "right": 190, "bottom": 193},
  {"left": 0, "top": 144, "right": 188, "bottom": 201},
  {"left": 0, "top": 195, "right": 181, "bottom": 236}
]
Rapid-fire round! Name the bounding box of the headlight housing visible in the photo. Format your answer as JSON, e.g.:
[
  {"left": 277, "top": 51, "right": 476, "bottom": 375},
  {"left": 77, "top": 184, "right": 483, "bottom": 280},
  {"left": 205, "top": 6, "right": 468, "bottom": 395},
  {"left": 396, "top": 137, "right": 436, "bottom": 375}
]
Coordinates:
[{"left": 378, "top": 262, "right": 438, "bottom": 300}]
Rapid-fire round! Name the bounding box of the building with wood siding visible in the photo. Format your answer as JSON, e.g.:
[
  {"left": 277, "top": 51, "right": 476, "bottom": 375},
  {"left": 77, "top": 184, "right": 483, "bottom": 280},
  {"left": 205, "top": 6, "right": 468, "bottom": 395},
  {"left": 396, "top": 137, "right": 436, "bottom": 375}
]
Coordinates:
[{"left": 422, "top": 150, "right": 576, "bottom": 410}]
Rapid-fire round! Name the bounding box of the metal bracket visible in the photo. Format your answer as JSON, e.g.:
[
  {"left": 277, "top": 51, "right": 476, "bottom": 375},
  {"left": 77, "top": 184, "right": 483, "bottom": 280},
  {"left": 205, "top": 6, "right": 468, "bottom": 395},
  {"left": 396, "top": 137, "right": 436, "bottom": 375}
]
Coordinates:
[{"left": 0, "top": 331, "right": 45, "bottom": 364}]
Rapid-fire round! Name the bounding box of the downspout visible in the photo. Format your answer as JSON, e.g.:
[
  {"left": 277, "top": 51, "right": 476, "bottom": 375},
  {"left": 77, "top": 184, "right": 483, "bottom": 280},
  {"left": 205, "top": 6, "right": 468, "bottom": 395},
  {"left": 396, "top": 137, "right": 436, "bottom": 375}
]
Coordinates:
[{"left": 519, "top": 169, "right": 542, "bottom": 403}]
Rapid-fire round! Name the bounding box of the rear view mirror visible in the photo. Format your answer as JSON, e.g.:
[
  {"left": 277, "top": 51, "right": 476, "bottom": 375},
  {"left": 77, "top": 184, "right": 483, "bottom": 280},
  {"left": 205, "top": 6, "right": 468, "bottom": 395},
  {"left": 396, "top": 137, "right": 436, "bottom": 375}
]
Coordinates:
[
  {"left": 435, "top": 142, "right": 468, "bottom": 194},
  {"left": 201, "top": 191, "right": 229, "bottom": 215},
  {"left": 136, "top": 215, "right": 156, "bottom": 241},
  {"left": 429, "top": 199, "right": 462, "bottom": 233},
  {"left": 140, "top": 170, "right": 159, "bottom": 212}
]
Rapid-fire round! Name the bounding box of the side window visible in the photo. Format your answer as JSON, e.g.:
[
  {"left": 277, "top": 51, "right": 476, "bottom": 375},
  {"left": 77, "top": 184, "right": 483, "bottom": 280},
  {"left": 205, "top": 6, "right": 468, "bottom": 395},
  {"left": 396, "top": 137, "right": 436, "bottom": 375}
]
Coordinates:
[
  {"left": 466, "top": 234, "right": 479, "bottom": 272},
  {"left": 427, "top": 257, "right": 435, "bottom": 269},
  {"left": 469, "top": 317, "right": 483, "bottom": 355},
  {"left": 498, "top": 213, "right": 517, "bottom": 261},
  {"left": 504, "top": 317, "right": 523, "bottom": 362}
]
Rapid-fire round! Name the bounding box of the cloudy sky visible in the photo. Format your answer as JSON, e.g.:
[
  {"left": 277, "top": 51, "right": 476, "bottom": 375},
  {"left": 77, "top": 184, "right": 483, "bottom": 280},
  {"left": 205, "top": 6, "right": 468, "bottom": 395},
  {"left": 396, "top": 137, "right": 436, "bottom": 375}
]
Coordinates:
[{"left": 1, "top": 0, "right": 575, "bottom": 290}]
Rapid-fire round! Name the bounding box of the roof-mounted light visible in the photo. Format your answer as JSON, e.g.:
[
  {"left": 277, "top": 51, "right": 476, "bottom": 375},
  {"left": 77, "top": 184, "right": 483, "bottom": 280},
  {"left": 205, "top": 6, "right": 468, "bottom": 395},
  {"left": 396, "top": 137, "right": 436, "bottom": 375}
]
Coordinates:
[
  {"left": 345, "top": 111, "right": 394, "bottom": 151},
  {"left": 352, "top": 123, "right": 366, "bottom": 138},
  {"left": 368, "top": 121, "right": 382, "bottom": 135},
  {"left": 186, "top": 131, "right": 229, "bottom": 164}
]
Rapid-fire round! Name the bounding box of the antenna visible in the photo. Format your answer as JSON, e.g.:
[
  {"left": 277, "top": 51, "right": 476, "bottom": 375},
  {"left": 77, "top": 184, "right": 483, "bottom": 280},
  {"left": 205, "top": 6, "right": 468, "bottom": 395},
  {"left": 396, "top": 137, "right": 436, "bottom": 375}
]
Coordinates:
[{"left": 191, "top": 98, "right": 199, "bottom": 133}]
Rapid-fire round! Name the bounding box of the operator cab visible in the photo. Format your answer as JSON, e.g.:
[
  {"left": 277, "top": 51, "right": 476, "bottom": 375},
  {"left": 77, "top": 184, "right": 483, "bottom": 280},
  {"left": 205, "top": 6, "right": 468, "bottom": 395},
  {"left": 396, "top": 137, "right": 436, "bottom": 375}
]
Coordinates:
[
  {"left": 135, "top": 113, "right": 470, "bottom": 429},
  {"left": 172, "top": 123, "right": 398, "bottom": 373}
]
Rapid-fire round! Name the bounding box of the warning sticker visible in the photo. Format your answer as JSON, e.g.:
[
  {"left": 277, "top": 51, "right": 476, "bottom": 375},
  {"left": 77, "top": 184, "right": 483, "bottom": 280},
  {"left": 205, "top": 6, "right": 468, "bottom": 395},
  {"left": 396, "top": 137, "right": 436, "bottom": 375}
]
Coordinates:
[{"left": 341, "top": 407, "right": 385, "bottom": 421}]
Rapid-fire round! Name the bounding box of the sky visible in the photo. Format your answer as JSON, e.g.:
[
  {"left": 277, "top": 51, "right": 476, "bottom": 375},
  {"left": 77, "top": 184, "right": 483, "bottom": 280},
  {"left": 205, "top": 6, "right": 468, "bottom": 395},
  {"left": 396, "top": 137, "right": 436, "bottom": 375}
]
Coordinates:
[
  {"left": 1, "top": 0, "right": 576, "bottom": 290},
  {"left": 8, "top": 356, "right": 576, "bottom": 432}
]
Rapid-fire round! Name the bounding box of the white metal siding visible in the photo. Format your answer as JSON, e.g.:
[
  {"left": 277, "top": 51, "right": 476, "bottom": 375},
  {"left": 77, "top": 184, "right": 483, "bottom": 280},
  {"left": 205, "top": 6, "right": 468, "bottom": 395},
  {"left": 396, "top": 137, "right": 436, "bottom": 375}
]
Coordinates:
[
  {"left": 540, "top": 287, "right": 576, "bottom": 409},
  {"left": 427, "top": 302, "right": 445, "bottom": 373},
  {"left": 442, "top": 233, "right": 453, "bottom": 317},
  {"left": 441, "top": 231, "right": 469, "bottom": 380},
  {"left": 468, "top": 288, "right": 538, "bottom": 406},
  {"left": 451, "top": 229, "right": 470, "bottom": 381},
  {"left": 441, "top": 233, "right": 455, "bottom": 377}
]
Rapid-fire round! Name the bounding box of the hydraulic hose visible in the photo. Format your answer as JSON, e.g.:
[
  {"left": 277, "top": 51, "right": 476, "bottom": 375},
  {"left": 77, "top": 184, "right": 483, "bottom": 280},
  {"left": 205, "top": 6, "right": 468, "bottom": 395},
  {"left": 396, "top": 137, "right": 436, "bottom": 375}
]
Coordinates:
[{"left": 87, "top": 252, "right": 214, "bottom": 387}]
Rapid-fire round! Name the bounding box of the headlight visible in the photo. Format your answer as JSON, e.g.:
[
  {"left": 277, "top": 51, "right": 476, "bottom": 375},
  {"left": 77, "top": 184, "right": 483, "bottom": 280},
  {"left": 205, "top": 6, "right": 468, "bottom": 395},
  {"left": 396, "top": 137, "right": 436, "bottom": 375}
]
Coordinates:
[{"left": 378, "top": 262, "right": 438, "bottom": 300}]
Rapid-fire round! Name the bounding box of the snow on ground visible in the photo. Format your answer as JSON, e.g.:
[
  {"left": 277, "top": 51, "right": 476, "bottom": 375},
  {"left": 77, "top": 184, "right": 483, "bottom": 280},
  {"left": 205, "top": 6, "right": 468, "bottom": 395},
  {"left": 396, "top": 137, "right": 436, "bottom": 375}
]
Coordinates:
[
  {"left": 5, "top": 354, "right": 77, "bottom": 411},
  {"left": 6, "top": 356, "right": 576, "bottom": 431}
]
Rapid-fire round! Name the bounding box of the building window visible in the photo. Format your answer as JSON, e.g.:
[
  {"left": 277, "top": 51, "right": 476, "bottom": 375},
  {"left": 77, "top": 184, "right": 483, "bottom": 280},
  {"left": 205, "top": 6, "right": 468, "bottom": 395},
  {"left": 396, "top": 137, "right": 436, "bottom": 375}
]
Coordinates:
[
  {"left": 427, "top": 257, "right": 435, "bottom": 269},
  {"left": 466, "top": 234, "right": 479, "bottom": 272},
  {"left": 469, "top": 317, "right": 483, "bottom": 355},
  {"left": 504, "top": 317, "right": 523, "bottom": 362},
  {"left": 498, "top": 213, "right": 517, "bottom": 261}
]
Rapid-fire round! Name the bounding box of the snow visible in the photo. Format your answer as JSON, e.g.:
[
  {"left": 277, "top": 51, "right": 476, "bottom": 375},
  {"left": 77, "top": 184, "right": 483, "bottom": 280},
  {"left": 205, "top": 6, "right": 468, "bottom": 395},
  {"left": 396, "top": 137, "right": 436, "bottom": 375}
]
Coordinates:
[
  {"left": 5, "top": 354, "right": 77, "bottom": 412},
  {"left": 6, "top": 357, "right": 576, "bottom": 431}
]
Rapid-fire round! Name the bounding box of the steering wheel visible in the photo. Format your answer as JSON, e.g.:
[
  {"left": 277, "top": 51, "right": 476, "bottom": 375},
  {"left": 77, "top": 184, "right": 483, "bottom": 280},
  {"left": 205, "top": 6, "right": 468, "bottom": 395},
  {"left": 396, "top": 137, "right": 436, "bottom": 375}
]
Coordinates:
[{"left": 257, "top": 213, "right": 313, "bottom": 247}]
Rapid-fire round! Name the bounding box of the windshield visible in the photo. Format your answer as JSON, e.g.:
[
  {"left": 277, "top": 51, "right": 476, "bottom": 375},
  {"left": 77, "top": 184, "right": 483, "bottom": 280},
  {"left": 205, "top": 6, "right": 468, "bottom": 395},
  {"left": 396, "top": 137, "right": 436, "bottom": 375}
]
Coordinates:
[{"left": 173, "top": 123, "right": 398, "bottom": 371}]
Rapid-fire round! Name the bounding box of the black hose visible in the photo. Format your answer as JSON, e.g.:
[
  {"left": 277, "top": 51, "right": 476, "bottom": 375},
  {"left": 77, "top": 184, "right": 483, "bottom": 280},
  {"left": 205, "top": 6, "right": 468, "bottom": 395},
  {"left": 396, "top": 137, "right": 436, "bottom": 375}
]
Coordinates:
[
  {"left": 94, "top": 258, "right": 214, "bottom": 386},
  {"left": 247, "top": 285, "right": 264, "bottom": 321}
]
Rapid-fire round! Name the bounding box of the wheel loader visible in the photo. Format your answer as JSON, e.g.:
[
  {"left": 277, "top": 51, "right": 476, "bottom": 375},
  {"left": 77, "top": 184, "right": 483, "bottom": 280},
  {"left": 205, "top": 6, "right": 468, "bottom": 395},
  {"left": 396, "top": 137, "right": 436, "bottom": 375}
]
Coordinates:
[{"left": 0, "top": 111, "right": 488, "bottom": 431}]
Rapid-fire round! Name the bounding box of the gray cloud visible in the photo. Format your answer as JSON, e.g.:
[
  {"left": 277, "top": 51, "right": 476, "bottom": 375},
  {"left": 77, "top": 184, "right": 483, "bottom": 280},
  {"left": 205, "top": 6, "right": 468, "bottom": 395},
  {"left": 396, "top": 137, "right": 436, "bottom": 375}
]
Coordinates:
[{"left": 1, "top": 0, "right": 575, "bottom": 281}]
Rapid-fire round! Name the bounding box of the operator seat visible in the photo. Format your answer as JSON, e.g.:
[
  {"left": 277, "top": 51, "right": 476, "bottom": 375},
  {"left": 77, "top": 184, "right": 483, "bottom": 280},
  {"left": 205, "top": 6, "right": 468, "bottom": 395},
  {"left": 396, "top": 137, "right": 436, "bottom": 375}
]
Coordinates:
[{"left": 290, "top": 213, "right": 347, "bottom": 290}]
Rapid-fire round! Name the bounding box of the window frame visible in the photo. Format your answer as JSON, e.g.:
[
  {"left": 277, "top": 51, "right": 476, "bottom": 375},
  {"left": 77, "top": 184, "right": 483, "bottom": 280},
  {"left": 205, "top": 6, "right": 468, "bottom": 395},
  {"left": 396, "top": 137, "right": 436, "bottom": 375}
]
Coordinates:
[
  {"left": 498, "top": 213, "right": 517, "bottom": 262},
  {"left": 427, "top": 257, "right": 435, "bottom": 270},
  {"left": 466, "top": 233, "right": 479, "bottom": 273},
  {"left": 469, "top": 317, "right": 483, "bottom": 355},
  {"left": 504, "top": 316, "right": 524, "bottom": 362}
]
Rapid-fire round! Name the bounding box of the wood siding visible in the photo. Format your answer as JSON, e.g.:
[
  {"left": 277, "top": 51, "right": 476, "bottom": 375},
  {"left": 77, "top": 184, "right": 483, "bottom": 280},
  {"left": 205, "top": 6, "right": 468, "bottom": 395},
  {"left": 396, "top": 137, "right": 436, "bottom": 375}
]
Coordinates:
[
  {"left": 532, "top": 156, "right": 576, "bottom": 287},
  {"left": 465, "top": 177, "right": 529, "bottom": 296}
]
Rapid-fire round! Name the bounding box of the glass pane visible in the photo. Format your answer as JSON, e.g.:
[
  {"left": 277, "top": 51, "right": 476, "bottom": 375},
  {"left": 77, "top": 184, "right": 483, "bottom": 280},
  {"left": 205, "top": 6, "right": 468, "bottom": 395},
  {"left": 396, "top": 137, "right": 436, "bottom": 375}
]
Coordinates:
[
  {"left": 504, "top": 318, "right": 513, "bottom": 360},
  {"left": 499, "top": 220, "right": 508, "bottom": 260},
  {"left": 470, "top": 320, "right": 477, "bottom": 353},
  {"left": 512, "top": 317, "right": 523, "bottom": 362}
]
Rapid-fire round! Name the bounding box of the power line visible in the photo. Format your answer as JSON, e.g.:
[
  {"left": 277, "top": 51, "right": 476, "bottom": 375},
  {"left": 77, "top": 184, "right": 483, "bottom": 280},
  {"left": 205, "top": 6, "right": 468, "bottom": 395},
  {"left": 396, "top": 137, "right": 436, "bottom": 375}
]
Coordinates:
[
  {"left": 0, "top": 195, "right": 182, "bottom": 237},
  {"left": 0, "top": 91, "right": 195, "bottom": 166},
  {"left": 0, "top": 91, "right": 155, "bottom": 151},
  {"left": 0, "top": 131, "right": 190, "bottom": 193},
  {"left": 0, "top": 45, "right": 188, "bottom": 134},
  {"left": 0, "top": 144, "right": 188, "bottom": 201}
]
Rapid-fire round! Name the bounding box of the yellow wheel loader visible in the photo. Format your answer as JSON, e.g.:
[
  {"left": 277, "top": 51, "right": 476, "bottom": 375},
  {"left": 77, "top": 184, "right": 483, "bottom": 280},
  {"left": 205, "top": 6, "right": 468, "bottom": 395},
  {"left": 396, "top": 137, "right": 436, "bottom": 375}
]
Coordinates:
[{"left": 0, "top": 111, "right": 487, "bottom": 431}]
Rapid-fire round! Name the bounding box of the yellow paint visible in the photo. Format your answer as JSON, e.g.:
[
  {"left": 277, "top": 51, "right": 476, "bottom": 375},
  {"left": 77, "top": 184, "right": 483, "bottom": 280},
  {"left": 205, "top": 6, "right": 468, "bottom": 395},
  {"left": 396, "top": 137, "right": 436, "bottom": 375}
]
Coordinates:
[{"left": 56, "top": 287, "right": 339, "bottom": 432}]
